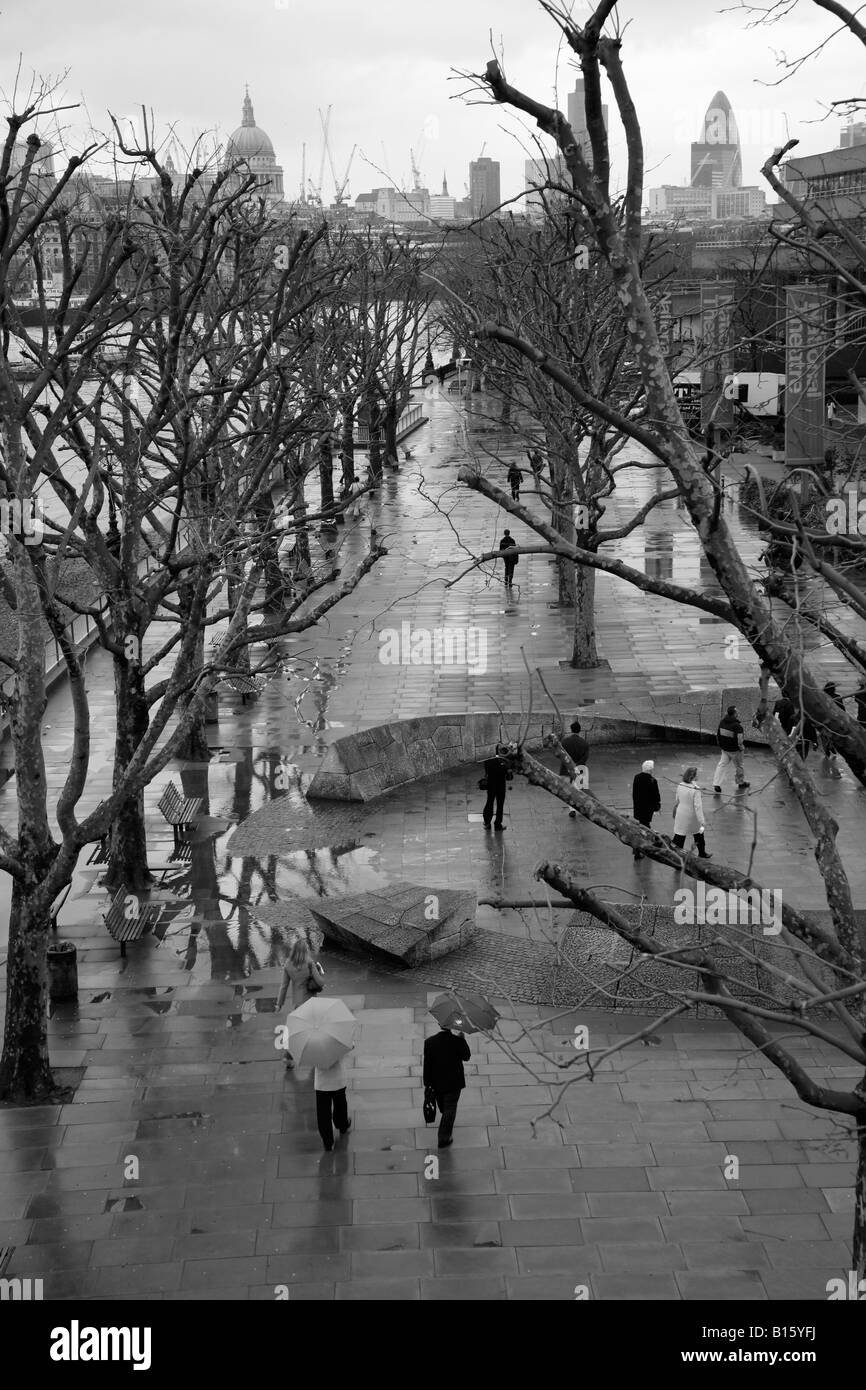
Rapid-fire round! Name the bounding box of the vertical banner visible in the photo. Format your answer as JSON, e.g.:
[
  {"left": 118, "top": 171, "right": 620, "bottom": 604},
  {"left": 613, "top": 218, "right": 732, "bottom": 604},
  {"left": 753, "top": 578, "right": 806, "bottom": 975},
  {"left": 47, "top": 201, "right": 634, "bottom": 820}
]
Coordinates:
[
  {"left": 700, "top": 281, "right": 736, "bottom": 432},
  {"left": 785, "top": 285, "right": 827, "bottom": 473}
]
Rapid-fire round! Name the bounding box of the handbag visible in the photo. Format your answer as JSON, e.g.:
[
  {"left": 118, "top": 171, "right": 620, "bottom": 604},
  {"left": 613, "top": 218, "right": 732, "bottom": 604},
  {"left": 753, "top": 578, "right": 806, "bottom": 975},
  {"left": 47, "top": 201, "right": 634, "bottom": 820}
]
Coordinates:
[
  {"left": 478, "top": 777, "right": 489, "bottom": 790},
  {"left": 423, "top": 1086, "right": 437, "bottom": 1124},
  {"left": 306, "top": 962, "right": 324, "bottom": 996}
]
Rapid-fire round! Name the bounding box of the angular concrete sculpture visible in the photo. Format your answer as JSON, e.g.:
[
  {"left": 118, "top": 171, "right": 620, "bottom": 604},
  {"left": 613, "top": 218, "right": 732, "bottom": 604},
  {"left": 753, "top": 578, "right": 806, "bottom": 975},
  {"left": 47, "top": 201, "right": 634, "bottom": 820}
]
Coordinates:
[{"left": 307, "top": 883, "right": 477, "bottom": 966}]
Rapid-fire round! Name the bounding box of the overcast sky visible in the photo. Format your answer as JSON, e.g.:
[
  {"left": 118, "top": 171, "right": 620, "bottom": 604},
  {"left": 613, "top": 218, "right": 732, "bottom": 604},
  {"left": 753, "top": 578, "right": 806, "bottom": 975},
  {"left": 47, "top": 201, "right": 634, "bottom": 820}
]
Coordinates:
[{"left": 2, "top": 0, "right": 864, "bottom": 201}]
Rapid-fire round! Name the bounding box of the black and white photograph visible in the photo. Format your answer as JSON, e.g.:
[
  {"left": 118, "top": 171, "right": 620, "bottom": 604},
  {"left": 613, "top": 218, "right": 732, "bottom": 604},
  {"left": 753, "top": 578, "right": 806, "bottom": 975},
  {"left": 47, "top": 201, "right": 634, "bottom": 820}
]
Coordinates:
[{"left": 2, "top": 0, "right": 866, "bottom": 1340}]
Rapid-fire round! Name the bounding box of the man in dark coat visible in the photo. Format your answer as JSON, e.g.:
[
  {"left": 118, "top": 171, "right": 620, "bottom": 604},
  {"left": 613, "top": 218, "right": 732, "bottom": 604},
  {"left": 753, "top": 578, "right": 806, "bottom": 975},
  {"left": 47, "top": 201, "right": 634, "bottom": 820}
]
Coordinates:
[
  {"left": 773, "top": 695, "right": 818, "bottom": 759},
  {"left": 631, "top": 759, "right": 661, "bottom": 859},
  {"left": 559, "top": 719, "right": 589, "bottom": 819},
  {"left": 507, "top": 463, "right": 522, "bottom": 500},
  {"left": 481, "top": 742, "right": 512, "bottom": 830},
  {"left": 423, "top": 1025, "right": 471, "bottom": 1148},
  {"left": 499, "top": 529, "right": 518, "bottom": 588}
]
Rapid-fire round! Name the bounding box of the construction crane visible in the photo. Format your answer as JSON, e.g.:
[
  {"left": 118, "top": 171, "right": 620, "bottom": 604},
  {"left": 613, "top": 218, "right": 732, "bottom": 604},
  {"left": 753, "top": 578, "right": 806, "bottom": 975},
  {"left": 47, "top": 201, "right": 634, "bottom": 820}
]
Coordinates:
[
  {"left": 409, "top": 147, "right": 423, "bottom": 195},
  {"left": 320, "top": 109, "right": 356, "bottom": 206},
  {"left": 310, "top": 105, "right": 330, "bottom": 205},
  {"left": 477, "top": 142, "right": 487, "bottom": 160}
]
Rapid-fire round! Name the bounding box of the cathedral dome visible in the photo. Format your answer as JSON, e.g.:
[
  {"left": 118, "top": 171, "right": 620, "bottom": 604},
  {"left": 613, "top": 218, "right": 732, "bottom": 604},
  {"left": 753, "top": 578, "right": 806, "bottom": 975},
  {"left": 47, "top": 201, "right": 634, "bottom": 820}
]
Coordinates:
[{"left": 226, "top": 90, "right": 275, "bottom": 163}]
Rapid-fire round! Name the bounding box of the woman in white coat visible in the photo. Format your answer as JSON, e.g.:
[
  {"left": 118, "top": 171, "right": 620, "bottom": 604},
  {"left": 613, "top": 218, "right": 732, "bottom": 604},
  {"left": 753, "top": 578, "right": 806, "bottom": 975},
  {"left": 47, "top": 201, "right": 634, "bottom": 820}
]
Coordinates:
[{"left": 672, "top": 766, "right": 711, "bottom": 859}]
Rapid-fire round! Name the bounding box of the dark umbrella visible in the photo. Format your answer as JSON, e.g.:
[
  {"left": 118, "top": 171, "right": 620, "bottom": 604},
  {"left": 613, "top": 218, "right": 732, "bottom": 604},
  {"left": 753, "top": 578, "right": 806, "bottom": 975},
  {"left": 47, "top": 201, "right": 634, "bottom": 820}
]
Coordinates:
[{"left": 429, "top": 989, "right": 499, "bottom": 1034}]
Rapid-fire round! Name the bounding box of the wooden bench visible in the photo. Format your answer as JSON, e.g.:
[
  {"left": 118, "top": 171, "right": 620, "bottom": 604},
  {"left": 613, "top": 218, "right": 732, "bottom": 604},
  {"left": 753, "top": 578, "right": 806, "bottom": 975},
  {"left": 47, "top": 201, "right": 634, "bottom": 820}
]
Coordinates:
[
  {"left": 86, "top": 835, "right": 109, "bottom": 865},
  {"left": 157, "top": 781, "right": 204, "bottom": 848},
  {"left": 103, "top": 887, "right": 163, "bottom": 958},
  {"left": 210, "top": 636, "right": 270, "bottom": 705}
]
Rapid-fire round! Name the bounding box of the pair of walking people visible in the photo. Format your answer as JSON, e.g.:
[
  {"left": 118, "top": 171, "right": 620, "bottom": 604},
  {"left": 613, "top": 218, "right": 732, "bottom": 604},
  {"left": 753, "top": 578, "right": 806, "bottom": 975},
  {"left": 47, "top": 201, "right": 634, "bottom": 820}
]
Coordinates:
[
  {"left": 630, "top": 760, "right": 710, "bottom": 858},
  {"left": 277, "top": 939, "right": 351, "bottom": 1151}
]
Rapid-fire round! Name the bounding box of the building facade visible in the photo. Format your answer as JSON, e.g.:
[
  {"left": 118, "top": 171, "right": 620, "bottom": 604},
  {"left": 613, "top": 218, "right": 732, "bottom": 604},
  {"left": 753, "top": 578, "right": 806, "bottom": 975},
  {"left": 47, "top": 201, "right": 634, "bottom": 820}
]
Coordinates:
[{"left": 469, "top": 157, "right": 501, "bottom": 219}]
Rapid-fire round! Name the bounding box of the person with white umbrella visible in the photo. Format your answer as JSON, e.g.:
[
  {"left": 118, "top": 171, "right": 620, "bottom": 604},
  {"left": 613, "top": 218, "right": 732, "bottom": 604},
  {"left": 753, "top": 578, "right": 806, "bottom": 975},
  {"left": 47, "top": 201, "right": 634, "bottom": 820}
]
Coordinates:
[{"left": 284, "top": 997, "right": 356, "bottom": 1152}]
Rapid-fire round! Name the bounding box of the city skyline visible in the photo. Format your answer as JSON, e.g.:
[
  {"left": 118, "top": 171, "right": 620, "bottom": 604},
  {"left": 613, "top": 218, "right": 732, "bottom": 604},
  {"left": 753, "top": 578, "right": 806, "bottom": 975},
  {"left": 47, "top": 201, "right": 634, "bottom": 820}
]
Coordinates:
[{"left": 3, "top": 0, "right": 863, "bottom": 208}]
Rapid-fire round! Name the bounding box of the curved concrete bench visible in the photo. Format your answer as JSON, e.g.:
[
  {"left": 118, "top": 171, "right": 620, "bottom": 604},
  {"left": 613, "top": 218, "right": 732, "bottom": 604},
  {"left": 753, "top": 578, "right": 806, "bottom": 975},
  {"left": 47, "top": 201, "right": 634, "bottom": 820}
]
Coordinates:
[{"left": 305, "top": 698, "right": 767, "bottom": 803}]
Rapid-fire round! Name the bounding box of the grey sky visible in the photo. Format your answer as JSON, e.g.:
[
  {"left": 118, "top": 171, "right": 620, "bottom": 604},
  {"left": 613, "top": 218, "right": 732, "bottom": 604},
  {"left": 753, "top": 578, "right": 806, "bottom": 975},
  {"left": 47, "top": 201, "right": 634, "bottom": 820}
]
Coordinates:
[{"left": 2, "top": 0, "right": 863, "bottom": 201}]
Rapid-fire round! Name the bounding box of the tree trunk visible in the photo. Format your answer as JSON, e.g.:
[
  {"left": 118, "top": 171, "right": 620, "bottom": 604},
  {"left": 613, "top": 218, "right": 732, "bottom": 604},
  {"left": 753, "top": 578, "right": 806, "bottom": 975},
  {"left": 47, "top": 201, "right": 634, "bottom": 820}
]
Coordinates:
[
  {"left": 0, "top": 881, "right": 57, "bottom": 1101},
  {"left": 367, "top": 395, "right": 383, "bottom": 481},
  {"left": 570, "top": 550, "right": 601, "bottom": 667},
  {"left": 549, "top": 447, "right": 575, "bottom": 605},
  {"left": 176, "top": 581, "right": 211, "bottom": 758},
  {"left": 318, "top": 426, "right": 336, "bottom": 524},
  {"left": 339, "top": 396, "right": 355, "bottom": 507},
  {"left": 384, "top": 399, "right": 399, "bottom": 465},
  {"left": 500, "top": 391, "right": 512, "bottom": 424},
  {"left": 106, "top": 646, "right": 152, "bottom": 890}
]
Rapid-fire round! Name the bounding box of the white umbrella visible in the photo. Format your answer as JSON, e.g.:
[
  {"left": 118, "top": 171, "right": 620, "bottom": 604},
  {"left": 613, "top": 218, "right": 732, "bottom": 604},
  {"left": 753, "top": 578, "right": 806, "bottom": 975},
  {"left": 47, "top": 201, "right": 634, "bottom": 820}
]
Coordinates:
[{"left": 284, "top": 996, "right": 356, "bottom": 1068}]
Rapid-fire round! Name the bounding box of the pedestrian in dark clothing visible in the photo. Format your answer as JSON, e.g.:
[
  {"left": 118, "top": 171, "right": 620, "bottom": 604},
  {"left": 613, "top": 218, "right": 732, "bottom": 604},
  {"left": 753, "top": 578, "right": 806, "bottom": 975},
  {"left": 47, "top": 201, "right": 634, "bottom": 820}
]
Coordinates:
[
  {"left": 314, "top": 1052, "right": 351, "bottom": 1151},
  {"left": 631, "top": 758, "right": 661, "bottom": 859},
  {"left": 481, "top": 743, "right": 513, "bottom": 830},
  {"left": 820, "top": 682, "right": 845, "bottom": 776},
  {"left": 507, "top": 464, "right": 522, "bottom": 501},
  {"left": 499, "top": 529, "right": 518, "bottom": 588},
  {"left": 559, "top": 718, "right": 589, "bottom": 819},
  {"left": 528, "top": 449, "right": 545, "bottom": 484},
  {"left": 854, "top": 686, "right": 866, "bottom": 729},
  {"left": 423, "top": 1025, "right": 471, "bottom": 1148},
  {"left": 713, "top": 705, "right": 750, "bottom": 792},
  {"left": 773, "top": 696, "right": 818, "bottom": 758}
]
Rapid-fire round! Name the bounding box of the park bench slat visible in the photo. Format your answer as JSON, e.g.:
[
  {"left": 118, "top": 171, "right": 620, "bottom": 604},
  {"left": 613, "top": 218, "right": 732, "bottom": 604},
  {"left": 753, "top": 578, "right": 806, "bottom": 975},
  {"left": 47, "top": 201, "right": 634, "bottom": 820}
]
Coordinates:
[{"left": 103, "top": 888, "right": 162, "bottom": 958}]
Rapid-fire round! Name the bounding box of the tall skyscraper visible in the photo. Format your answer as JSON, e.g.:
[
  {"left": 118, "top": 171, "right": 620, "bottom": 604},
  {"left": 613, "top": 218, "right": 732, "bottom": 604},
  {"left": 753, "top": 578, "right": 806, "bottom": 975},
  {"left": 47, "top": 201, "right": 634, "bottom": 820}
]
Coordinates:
[
  {"left": 469, "top": 157, "right": 501, "bottom": 218},
  {"left": 840, "top": 122, "right": 866, "bottom": 148},
  {"left": 690, "top": 92, "right": 742, "bottom": 189},
  {"left": 566, "top": 78, "right": 608, "bottom": 159}
]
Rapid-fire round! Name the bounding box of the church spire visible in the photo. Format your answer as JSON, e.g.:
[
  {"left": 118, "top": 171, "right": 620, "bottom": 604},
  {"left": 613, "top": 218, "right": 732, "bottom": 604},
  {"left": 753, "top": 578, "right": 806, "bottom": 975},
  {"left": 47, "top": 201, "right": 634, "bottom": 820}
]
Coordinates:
[
  {"left": 442, "top": 171, "right": 448, "bottom": 196},
  {"left": 242, "top": 86, "right": 255, "bottom": 128}
]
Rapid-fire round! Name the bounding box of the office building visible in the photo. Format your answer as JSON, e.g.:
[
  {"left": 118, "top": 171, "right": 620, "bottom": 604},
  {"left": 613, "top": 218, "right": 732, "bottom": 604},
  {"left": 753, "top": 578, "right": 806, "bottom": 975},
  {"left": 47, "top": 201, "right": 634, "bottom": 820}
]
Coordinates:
[{"left": 469, "top": 157, "right": 500, "bottom": 219}]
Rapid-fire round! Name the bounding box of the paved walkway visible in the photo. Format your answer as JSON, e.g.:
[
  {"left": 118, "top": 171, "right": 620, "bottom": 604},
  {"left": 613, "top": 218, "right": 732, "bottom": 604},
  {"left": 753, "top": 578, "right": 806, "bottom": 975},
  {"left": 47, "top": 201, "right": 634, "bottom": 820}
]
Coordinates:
[{"left": 0, "top": 385, "right": 864, "bottom": 1300}]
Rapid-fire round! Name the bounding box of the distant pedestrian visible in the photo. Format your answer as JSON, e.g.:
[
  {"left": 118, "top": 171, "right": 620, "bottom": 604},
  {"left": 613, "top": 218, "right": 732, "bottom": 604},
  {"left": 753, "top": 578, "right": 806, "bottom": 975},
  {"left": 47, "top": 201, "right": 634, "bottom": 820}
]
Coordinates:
[
  {"left": 827, "top": 399, "right": 837, "bottom": 428},
  {"left": 631, "top": 758, "right": 661, "bottom": 859},
  {"left": 672, "top": 766, "right": 711, "bottom": 859},
  {"left": 499, "top": 529, "right": 518, "bottom": 588},
  {"left": 713, "top": 705, "right": 750, "bottom": 793},
  {"left": 422, "top": 1025, "right": 471, "bottom": 1148},
  {"left": 820, "top": 681, "right": 845, "bottom": 776},
  {"left": 315, "top": 1050, "right": 351, "bottom": 1151},
  {"left": 854, "top": 685, "right": 866, "bottom": 729},
  {"left": 481, "top": 742, "right": 513, "bottom": 830},
  {"left": 559, "top": 719, "right": 589, "bottom": 819},
  {"left": 276, "top": 938, "right": 326, "bottom": 1069},
  {"left": 507, "top": 463, "right": 522, "bottom": 501},
  {"left": 528, "top": 449, "right": 545, "bottom": 484},
  {"left": 773, "top": 695, "right": 818, "bottom": 759}
]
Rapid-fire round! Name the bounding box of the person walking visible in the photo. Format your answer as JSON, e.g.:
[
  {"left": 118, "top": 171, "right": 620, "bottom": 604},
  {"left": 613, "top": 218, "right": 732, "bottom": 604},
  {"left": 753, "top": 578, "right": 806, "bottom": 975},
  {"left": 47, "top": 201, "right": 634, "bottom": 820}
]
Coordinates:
[
  {"left": 559, "top": 719, "right": 589, "bottom": 819},
  {"left": 422, "top": 1024, "right": 471, "bottom": 1148},
  {"left": 481, "top": 742, "right": 513, "bottom": 830},
  {"left": 672, "top": 766, "right": 711, "bottom": 859},
  {"left": 314, "top": 1050, "right": 352, "bottom": 1151},
  {"left": 713, "top": 704, "right": 750, "bottom": 793},
  {"left": 276, "top": 938, "right": 326, "bottom": 1068},
  {"left": 507, "top": 463, "right": 522, "bottom": 501},
  {"left": 631, "top": 759, "right": 661, "bottom": 859},
  {"left": 499, "top": 529, "right": 518, "bottom": 588},
  {"left": 827, "top": 398, "right": 837, "bottom": 428},
  {"left": 528, "top": 449, "right": 545, "bottom": 484},
  {"left": 820, "top": 681, "right": 846, "bottom": 776},
  {"left": 773, "top": 695, "right": 818, "bottom": 759}
]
